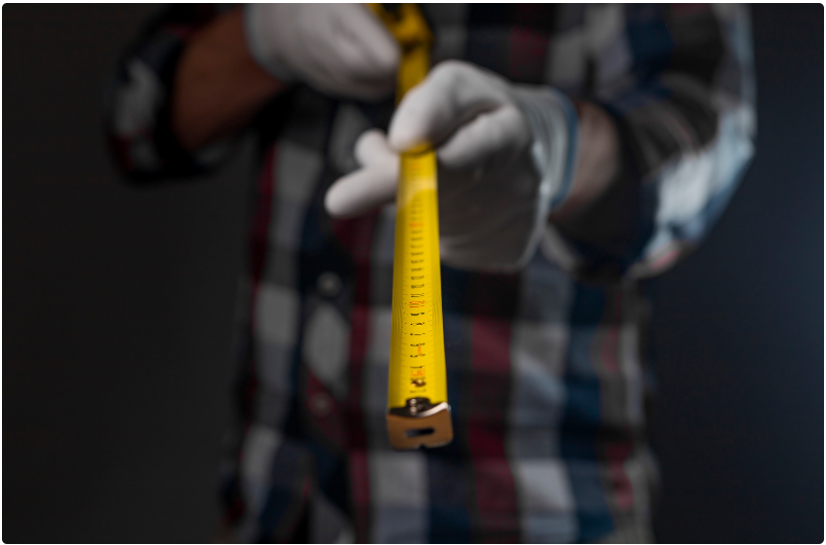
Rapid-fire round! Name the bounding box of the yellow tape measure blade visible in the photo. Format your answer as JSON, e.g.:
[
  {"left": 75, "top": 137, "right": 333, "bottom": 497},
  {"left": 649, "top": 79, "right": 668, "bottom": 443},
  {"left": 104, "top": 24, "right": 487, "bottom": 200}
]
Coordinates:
[
  {"left": 370, "top": 3, "right": 452, "bottom": 450},
  {"left": 387, "top": 150, "right": 451, "bottom": 449}
]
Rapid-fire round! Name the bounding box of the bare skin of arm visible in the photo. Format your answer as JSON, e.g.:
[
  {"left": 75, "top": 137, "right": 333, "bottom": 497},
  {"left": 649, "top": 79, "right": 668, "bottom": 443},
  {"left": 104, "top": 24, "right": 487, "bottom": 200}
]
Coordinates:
[
  {"left": 172, "top": 9, "right": 625, "bottom": 244},
  {"left": 172, "top": 8, "right": 283, "bottom": 152},
  {"left": 549, "top": 101, "right": 635, "bottom": 247}
]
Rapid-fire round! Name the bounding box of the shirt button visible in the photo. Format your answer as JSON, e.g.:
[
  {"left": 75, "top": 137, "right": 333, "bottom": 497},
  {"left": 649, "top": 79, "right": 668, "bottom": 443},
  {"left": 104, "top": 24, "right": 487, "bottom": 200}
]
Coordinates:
[
  {"left": 310, "top": 392, "right": 333, "bottom": 417},
  {"left": 317, "top": 271, "right": 342, "bottom": 298}
]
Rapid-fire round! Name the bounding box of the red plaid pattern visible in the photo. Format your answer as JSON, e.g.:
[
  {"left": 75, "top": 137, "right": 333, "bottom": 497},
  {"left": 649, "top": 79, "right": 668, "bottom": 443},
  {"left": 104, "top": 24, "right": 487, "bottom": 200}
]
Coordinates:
[{"left": 106, "top": 4, "right": 755, "bottom": 542}]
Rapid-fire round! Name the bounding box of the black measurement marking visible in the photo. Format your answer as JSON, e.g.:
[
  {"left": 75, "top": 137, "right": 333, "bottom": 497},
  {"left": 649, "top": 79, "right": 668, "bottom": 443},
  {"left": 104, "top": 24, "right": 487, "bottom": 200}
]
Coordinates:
[{"left": 411, "top": 284, "right": 424, "bottom": 288}]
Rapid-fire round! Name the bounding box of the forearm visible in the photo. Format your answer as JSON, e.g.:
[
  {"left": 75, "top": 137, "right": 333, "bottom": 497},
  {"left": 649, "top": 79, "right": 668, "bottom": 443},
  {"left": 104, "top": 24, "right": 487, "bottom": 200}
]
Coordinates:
[
  {"left": 172, "top": 7, "right": 284, "bottom": 152},
  {"left": 549, "top": 101, "right": 637, "bottom": 248}
]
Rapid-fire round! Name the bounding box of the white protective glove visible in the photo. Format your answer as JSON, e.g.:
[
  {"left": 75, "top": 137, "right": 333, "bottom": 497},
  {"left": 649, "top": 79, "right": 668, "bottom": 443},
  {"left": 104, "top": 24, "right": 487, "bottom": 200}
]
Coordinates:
[
  {"left": 244, "top": 4, "right": 400, "bottom": 100},
  {"left": 325, "top": 61, "right": 579, "bottom": 271}
]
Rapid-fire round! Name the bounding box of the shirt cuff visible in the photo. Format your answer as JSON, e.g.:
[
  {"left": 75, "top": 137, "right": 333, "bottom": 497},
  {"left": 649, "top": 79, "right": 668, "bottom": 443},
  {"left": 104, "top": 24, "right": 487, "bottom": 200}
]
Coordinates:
[{"left": 511, "top": 86, "right": 579, "bottom": 269}]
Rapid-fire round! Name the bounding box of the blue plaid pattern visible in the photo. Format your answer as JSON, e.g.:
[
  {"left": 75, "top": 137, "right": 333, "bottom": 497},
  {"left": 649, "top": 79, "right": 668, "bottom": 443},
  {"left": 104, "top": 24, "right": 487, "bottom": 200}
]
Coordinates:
[{"left": 106, "top": 4, "right": 755, "bottom": 542}]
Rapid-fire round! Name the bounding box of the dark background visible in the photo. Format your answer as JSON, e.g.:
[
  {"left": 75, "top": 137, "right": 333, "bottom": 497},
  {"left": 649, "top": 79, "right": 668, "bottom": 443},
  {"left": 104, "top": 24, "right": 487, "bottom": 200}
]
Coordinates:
[{"left": 3, "top": 4, "right": 823, "bottom": 543}]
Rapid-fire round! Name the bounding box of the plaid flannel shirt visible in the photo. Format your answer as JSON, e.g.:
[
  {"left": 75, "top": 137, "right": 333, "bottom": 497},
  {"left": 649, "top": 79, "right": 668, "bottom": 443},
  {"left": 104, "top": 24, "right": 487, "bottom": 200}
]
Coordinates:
[{"left": 106, "top": 4, "right": 755, "bottom": 543}]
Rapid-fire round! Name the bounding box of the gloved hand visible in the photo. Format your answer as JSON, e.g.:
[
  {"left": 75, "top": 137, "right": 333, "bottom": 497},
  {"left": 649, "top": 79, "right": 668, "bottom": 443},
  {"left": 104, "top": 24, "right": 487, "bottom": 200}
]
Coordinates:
[
  {"left": 325, "top": 61, "right": 579, "bottom": 271},
  {"left": 244, "top": 4, "right": 400, "bottom": 100}
]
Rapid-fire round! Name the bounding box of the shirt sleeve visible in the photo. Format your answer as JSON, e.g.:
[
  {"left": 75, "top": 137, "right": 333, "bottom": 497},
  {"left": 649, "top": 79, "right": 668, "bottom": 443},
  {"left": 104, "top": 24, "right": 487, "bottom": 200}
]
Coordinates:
[
  {"left": 104, "top": 4, "right": 235, "bottom": 183},
  {"left": 544, "top": 4, "right": 756, "bottom": 280}
]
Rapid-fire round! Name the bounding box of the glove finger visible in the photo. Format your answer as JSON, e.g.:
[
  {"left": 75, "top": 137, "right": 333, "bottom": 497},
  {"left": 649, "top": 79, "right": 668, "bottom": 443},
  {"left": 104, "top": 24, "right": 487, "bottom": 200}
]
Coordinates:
[
  {"left": 329, "top": 30, "right": 391, "bottom": 84},
  {"left": 299, "top": 55, "right": 395, "bottom": 100},
  {"left": 325, "top": 163, "right": 399, "bottom": 218},
  {"left": 335, "top": 4, "right": 400, "bottom": 78},
  {"left": 355, "top": 129, "right": 396, "bottom": 167},
  {"left": 314, "top": 4, "right": 398, "bottom": 90},
  {"left": 300, "top": 5, "right": 398, "bottom": 100},
  {"left": 388, "top": 61, "right": 509, "bottom": 152},
  {"left": 307, "top": 36, "right": 394, "bottom": 100},
  {"left": 437, "top": 103, "right": 530, "bottom": 170}
]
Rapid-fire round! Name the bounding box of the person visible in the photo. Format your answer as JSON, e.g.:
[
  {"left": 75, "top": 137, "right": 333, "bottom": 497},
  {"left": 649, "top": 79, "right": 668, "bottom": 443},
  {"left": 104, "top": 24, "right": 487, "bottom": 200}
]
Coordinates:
[{"left": 106, "top": 4, "right": 755, "bottom": 543}]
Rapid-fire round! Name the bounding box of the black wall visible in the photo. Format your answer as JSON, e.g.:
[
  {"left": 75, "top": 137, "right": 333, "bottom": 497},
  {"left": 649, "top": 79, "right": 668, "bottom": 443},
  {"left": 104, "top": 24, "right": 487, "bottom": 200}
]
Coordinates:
[
  {"left": 4, "top": 4, "right": 823, "bottom": 543},
  {"left": 649, "top": 5, "right": 824, "bottom": 542}
]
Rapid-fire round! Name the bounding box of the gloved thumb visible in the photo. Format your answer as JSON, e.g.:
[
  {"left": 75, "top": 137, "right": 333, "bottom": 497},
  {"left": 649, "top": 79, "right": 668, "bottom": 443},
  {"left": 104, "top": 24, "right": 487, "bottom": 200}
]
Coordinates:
[
  {"left": 325, "top": 130, "right": 399, "bottom": 218},
  {"left": 387, "top": 61, "right": 510, "bottom": 153}
]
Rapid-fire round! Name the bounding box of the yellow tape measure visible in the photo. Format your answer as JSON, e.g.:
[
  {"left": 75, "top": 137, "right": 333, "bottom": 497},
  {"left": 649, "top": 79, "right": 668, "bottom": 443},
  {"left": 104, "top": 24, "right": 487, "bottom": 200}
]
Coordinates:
[{"left": 369, "top": 3, "right": 453, "bottom": 449}]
